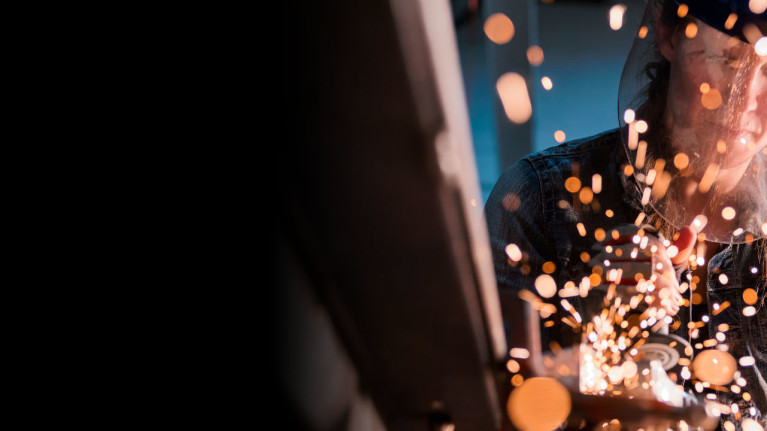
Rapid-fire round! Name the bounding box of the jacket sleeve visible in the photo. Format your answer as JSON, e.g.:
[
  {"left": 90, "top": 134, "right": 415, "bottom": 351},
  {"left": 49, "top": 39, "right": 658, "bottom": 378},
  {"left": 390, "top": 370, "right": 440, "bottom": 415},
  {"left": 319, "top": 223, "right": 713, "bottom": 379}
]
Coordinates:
[
  {"left": 484, "top": 158, "right": 553, "bottom": 293},
  {"left": 484, "top": 158, "right": 560, "bottom": 353}
]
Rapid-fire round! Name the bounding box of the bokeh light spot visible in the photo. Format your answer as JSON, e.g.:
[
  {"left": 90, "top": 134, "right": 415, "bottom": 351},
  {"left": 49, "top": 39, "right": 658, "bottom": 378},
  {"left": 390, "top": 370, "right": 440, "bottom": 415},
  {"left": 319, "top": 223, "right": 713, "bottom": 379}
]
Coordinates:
[{"left": 484, "top": 13, "right": 515, "bottom": 44}]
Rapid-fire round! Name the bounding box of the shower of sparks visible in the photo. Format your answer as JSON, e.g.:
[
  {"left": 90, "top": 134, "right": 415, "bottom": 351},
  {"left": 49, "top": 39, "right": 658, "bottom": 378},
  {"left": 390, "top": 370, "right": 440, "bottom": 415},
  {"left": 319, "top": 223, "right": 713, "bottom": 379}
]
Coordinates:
[{"left": 498, "top": 31, "right": 767, "bottom": 421}]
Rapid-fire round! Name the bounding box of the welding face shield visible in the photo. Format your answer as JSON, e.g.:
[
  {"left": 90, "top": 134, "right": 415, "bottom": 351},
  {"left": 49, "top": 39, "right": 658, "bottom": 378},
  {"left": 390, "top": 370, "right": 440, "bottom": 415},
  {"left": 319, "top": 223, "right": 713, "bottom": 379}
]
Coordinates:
[{"left": 618, "top": 0, "right": 767, "bottom": 244}]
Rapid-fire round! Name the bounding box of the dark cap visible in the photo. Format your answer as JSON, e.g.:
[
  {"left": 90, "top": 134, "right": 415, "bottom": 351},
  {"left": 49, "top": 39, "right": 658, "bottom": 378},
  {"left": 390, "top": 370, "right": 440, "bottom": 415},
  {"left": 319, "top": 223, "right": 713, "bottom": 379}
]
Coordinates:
[{"left": 676, "top": 0, "right": 766, "bottom": 43}]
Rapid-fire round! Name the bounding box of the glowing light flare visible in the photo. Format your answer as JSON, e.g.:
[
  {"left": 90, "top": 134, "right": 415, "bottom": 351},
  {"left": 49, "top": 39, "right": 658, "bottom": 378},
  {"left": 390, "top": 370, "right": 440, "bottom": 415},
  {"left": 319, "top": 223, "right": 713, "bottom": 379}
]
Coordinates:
[
  {"left": 692, "top": 215, "right": 708, "bottom": 233},
  {"left": 721, "top": 207, "right": 736, "bottom": 220},
  {"left": 579, "top": 187, "right": 594, "bottom": 204},
  {"left": 740, "top": 356, "right": 756, "bottom": 366},
  {"left": 701, "top": 88, "right": 723, "bottom": 110},
  {"left": 628, "top": 123, "right": 638, "bottom": 150},
  {"left": 609, "top": 4, "right": 627, "bottom": 30},
  {"left": 677, "top": 3, "right": 689, "bottom": 17},
  {"left": 542, "top": 261, "right": 556, "bottom": 274},
  {"left": 565, "top": 176, "right": 581, "bottom": 193},
  {"left": 681, "top": 366, "right": 692, "bottom": 380},
  {"left": 577, "top": 223, "right": 587, "bottom": 237},
  {"left": 724, "top": 13, "right": 738, "bottom": 30},
  {"left": 673, "top": 153, "right": 689, "bottom": 170},
  {"left": 592, "top": 174, "right": 602, "bottom": 194},
  {"left": 497, "top": 73, "right": 532, "bottom": 124},
  {"left": 638, "top": 26, "right": 648, "bottom": 38},
  {"left": 756, "top": 37, "right": 767, "bottom": 56},
  {"left": 651, "top": 171, "right": 672, "bottom": 199},
  {"left": 646, "top": 169, "right": 657, "bottom": 185},
  {"left": 554, "top": 130, "right": 566, "bottom": 143},
  {"left": 635, "top": 120, "right": 648, "bottom": 133},
  {"left": 512, "top": 374, "right": 525, "bottom": 387},
  {"left": 641, "top": 187, "right": 651, "bottom": 206},
  {"left": 608, "top": 365, "right": 623, "bottom": 383},
  {"left": 484, "top": 13, "right": 515, "bottom": 44},
  {"left": 744, "top": 306, "right": 756, "bottom": 316},
  {"left": 504, "top": 193, "right": 521, "bottom": 211},
  {"left": 743, "top": 419, "right": 764, "bottom": 431},
  {"left": 535, "top": 274, "right": 557, "bottom": 298},
  {"left": 712, "top": 301, "right": 730, "bottom": 315},
  {"left": 506, "top": 243, "right": 523, "bottom": 261},
  {"left": 717, "top": 140, "right": 727, "bottom": 154},
  {"left": 507, "top": 377, "right": 571, "bottom": 431},
  {"left": 621, "top": 361, "right": 637, "bottom": 379},
  {"left": 527, "top": 45, "right": 544, "bottom": 66},
  {"left": 692, "top": 349, "right": 737, "bottom": 385},
  {"left": 743, "top": 288, "right": 758, "bottom": 305},
  {"left": 685, "top": 22, "right": 698, "bottom": 38},
  {"left": 510, "top": 347, "right": 530, "bottom": 359},
  {"left": 698, "top": 164, "right": 719, "bottom": 193},
  {"left": 541, "top": 76, "right": 553, "bottom": 90},
  {"left": 594, "top": 228, "right": 606, "bottom": 242},
  {"left": 623, "top": 109, "right": 635, "bottom": 124},
  {"left": 750, "top": 0, "right": 767, "bottom": 14},
  {"left": 636, "top": 141, "right": 647, "bottom": 169}
]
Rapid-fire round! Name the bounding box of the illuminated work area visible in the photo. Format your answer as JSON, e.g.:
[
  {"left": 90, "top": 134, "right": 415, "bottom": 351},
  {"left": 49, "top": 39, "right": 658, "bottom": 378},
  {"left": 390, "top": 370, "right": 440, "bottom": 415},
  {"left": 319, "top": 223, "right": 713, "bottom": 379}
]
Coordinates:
[{"left": 274, "top": 0, "right": 766, "bottom": 430}]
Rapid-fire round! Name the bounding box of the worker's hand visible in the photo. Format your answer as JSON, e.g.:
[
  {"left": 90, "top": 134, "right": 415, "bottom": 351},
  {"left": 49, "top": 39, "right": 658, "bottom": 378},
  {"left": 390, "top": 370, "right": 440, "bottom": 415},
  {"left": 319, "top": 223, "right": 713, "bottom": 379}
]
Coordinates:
[{"left": 587, "top": 224, "right": 695, "bottom": 316}]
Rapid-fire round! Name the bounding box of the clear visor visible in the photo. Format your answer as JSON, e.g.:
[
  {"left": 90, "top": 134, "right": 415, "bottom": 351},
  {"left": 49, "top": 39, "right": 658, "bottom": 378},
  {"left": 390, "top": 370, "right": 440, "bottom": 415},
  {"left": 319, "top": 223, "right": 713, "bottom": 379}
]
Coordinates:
[{"left": 618, "top": 1, "right": 767, "bottom": 244}]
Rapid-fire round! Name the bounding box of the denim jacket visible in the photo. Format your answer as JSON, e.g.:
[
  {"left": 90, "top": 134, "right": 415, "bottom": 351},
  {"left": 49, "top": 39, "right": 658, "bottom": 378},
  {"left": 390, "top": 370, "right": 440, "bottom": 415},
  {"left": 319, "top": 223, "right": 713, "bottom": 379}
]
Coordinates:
[{"left": 484, "top": 129, "right": 766, "bottom": 425}]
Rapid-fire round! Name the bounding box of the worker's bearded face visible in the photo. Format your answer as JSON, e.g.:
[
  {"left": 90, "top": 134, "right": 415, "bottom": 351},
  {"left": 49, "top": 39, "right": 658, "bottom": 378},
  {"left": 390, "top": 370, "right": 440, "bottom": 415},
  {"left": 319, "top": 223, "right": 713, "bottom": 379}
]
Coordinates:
[
  {"left": 662, "top": 19, "right": 767, "bottom": 178},
  {"left": 618, "top": 5, "right": 767, "bottom": 244}
]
